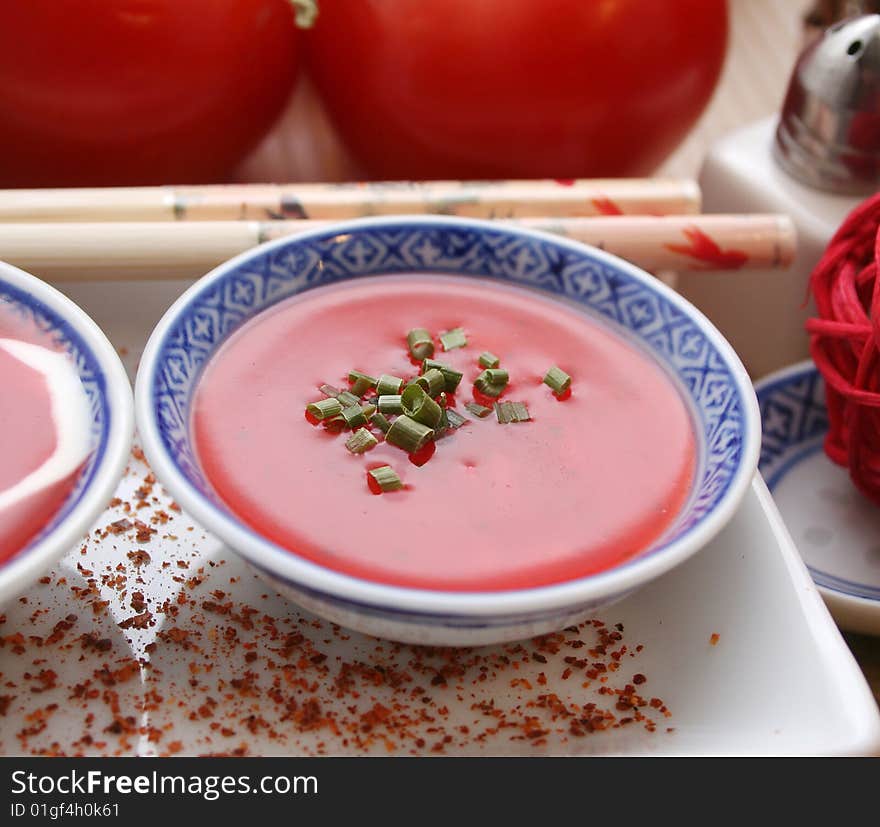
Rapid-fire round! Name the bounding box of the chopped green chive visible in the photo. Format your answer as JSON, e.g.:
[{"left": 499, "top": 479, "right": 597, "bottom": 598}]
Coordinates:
[
  {"left": 337, "top": 390, "right": 361, "bottom": 407},
  {"left": 378, "top": 394, "right": 404, "bottom": 415},
  {"left": 494, "top": 400, "right": 531, "bottom": 424},
  {"left": 465, "top": 401, "right": 492, "bottom": 418},
  {"left": 401, "top": 384, "right": 443, "bottom": 429},
  {"left": 474, "top": 369, "right": 507, "bottom": 398},
  {"left": 349, "top": 370, "right": 378, "bottom": 385},
  {"left": 446, "top": 408, "right": 467, "bottom": 429},
  {"left": 415, "top": 368, "right": 446, "bottom": 397},
  {"left": 386, "top": 415, "right": 434, "bottom": 453},
  {"left": 312, "top": 332, "right": 555, "bottom": 490},
  {"left": 483, "top": 368, "right": 509, "bottom": 385},
  {"left": 370, "top": 411, "right": 392, "bottom": 433},
  {"left": 322, "top": 415, "right": 347, "bottom": 433},
  {"left": 543, "top": 366, "right": 571, "bottom": 395},
  {"left": 422, "top": 359, "right": 464, "bottom": 393},
  {"left": 407, "top": 328, "right": 434, "bottom": 361},
  {"left": 437, "top": 408, "right": 450, "bottom": 433},
  {"left": 351, "top": 376, "right": 374, "bottom": 396},
  {"left": 346, "top": 427, "right": 378, "bottom": 454},
  {"left": 369, "top": 465, "right": 404, "bottom": 493},
  {"left": 307, "top": 398, "right": 343, "bottom": 420},
  {"left": 376, "top": 373, "right": 404, "bottom": 396},
  {"left": 439, "top": 327, "right": 467, "bottom": 351},
  {"left": 342, "top": 403, "right": 374, "bottom": 429}
]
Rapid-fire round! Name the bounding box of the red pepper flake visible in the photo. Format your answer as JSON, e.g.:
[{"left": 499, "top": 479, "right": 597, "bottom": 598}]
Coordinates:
[
  {"left": 3, "top": 468, "right": 670, "bottom": 758},
  {"left": 127, "top": 550, "right": 151, "bottom": 567},
  {"left": 133, "top": 521, "right": 157, "bottom": 543},
  {"left": 709, "top": 633, "right": 720, "bottom": 646},
  {"left": 107, "top": 519, "right": 132, "bottom": 535},
  {"left": 118, "top": 611, "right": 153, "bottom": 630}
]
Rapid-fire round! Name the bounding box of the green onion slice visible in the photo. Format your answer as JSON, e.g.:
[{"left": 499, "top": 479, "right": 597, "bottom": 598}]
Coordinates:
[
  {"left": 376, "top": 373, "right": 404, "bottom": 396},
  {"left": 368, "top": 465, "right": 404, "bottom": 493},
  {"left": 415, "top": 368, "right": 446, "bottom": 397},
  {"left": 422, "top": 359, "right": 464, "bottom": 393},
  {"left": 322, "top": 415, "right": 347, "bottom": 433},
  {"left": 351, "top": 376, "right": 374, "bottom": 397},
  {"left": 439, "top": 327, "right": 467, "bottom": 351},
  {"left": 494, "top": 400, "right": 531, "bottom": 424},
  {"left": 465, "top": 401, "right": 492, "bottom": 418},
  {"left": 483, "top": 368, "right": 509, "bottom": 385},
  {"left": 306, "top": 398, "right": 343, "bottom": 420},
  {"left": 349, "top": 370, "right": 378, "bottom": 386},
  {"left": 342, "top": 403, "right": 374, "bottom": 429},
  {"left": 370, "top": 411, "right": 392, "bottom": 433},
  {"left": 446, "top": 408, "right": 467, "bottom": 429},
  {"left": 385, "top": 415, "right": 434, "bottom": 453},
  {"left": 543, "top": 365, "right": 572, "bottom": 395},
  {"left": 378, "top": 394, "right": 404, "bottom": 415},
  {"left": 437, "top": 408, "right": 449, "bottom": 433},
  {"left": 401, "top": 384, "right": 443, "bottom": 429},
  {"left": 337, "top": 390, "right": 361, "bottom": 408},
  {"left": 474, "top": 368, "right": 509, "bottom": 398},
  {"left": 319, "top": 383, "right": 341, "bottom": 398},
  {"left": 407, "top": 328, "right": 435, "bottom": 361},
  {"left": 346, "top": 427, "right": 378, "bottom": 454},
  {"left": 478, "top": 352, "right": 500, "bottom": 369}
]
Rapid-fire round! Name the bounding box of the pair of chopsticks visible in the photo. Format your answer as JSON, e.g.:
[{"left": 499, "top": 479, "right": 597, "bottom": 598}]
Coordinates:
[{"left": 0, "top": 179, "right": 794, "bottom": 281}]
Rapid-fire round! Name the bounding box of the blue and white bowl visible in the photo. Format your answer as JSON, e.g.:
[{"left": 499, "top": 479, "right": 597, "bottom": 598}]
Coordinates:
[
  {"left": 0, "top": 261, "right": 133, "bottom": 606},
  {"left": 136, "top": 217, "right": 760, "bottom": 645}
]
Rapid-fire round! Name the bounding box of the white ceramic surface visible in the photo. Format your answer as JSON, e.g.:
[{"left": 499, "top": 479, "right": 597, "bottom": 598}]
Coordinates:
[
  {"left": 0, "top": 455, "right": 876, "bottom": 755},
  {"left": 0, "top": 278, "right": 872, "bottom": 757}
]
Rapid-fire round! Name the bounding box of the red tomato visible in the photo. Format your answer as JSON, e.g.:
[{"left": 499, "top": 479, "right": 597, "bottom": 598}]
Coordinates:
[
  {"left": 306, "top": 0, "right": 728, "bottom": 179},
  {"left": 0, "top": 1, "right": 301, "bottom": 187}
]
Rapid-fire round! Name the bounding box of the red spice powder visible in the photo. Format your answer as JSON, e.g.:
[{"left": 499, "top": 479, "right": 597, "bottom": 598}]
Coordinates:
[{"left": 0, "top": 446, "right": 673, "bottom": 757}]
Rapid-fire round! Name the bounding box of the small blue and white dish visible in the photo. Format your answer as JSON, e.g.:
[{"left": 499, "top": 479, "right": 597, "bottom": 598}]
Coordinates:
[
  {"left": 756, "top": 360, "right": 880, "bottom": 636},
  {"left": 0, "top": 261, "right": 133, "bottom": 606},
  {"left": 136, "top": 216, "right": 760, "bottom": 645}
]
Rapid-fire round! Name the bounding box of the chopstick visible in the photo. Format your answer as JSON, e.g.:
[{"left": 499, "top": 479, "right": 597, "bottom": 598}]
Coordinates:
[
  {"left": 0, "top": 179, "right": 700, "bottom": 223},
  {"left": 0, "top": 215, "right": 794, "bottom": 282}
]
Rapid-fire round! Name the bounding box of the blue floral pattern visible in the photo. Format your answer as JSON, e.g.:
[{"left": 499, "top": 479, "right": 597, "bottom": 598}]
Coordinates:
[
  {"left": 757, "top": 366, "right": 827, "bottom": 482},
  {"left": 754, "top": 365, "right": 880, "bottom": 601}
]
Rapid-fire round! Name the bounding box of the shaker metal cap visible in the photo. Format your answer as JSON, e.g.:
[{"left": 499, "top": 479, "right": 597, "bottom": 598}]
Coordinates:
[{"left": 774, "top": 14, "right": 880, "bottom": 194}]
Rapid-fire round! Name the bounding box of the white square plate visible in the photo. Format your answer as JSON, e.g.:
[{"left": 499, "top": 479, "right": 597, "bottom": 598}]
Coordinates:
[{"left": 0, "top": 281, "right": 876, "bottom": 757}]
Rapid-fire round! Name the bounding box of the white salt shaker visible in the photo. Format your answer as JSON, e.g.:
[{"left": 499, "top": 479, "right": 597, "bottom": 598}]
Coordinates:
[{"left": 676, "top": 14, "right": 880, "bottom": 378}]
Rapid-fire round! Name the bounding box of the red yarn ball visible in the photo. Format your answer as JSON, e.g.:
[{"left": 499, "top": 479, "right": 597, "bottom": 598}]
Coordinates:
[{"left": 806, "top": 192, "right": 880, "bottom": 505}]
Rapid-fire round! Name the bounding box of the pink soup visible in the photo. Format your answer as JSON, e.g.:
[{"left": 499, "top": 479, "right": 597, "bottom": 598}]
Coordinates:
[
  {"left": 193, "top": 276, "right": 696, "bottom": 591},
  {"left": 0, "top": 302, "right": 84, "bottom": 561}
]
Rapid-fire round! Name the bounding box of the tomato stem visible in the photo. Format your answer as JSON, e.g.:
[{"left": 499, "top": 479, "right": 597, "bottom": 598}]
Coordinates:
[{"left": 290, "top": 0, "right": 318, "bottom": 29}]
